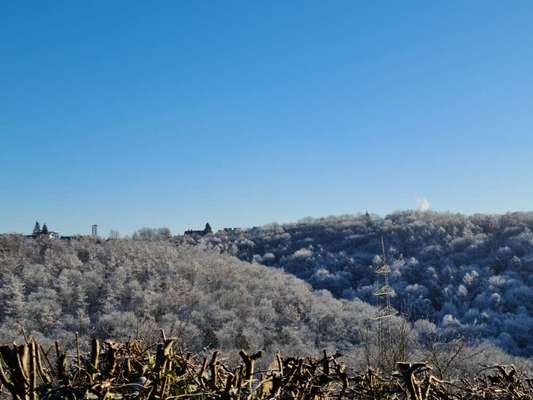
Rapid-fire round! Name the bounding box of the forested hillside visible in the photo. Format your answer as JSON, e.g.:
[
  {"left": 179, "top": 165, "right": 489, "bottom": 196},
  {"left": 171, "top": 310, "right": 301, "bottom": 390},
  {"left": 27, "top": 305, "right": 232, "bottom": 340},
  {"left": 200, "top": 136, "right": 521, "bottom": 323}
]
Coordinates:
[
  {"left": 0, "top": 235, "right": 424, "bottom": 371},
  {"left": 0, "top": 236, "right": 377, "bottom": 358},
  {"left": 0, "top": 230, "right": 530, "bottom": 377},
  {"left": 186, "top": 211, "right": 533, "bottom": 357}
]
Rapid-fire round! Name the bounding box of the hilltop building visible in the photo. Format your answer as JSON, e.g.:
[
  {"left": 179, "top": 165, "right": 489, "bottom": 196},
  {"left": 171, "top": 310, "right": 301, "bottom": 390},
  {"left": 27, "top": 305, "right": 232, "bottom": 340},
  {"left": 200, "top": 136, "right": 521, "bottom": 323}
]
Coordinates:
[
  {"left": 28, "top": 221, "right": 60, "bottom": 240},
  {"left": 184, "top": 223, "right": 213, "bottom": 237}
]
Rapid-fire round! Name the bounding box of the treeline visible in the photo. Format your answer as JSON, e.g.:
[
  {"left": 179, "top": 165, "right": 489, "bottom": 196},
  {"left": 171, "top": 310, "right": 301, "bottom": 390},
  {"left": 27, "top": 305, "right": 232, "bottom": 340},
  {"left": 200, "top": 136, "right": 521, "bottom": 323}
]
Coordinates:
[
  {"left": 1, "top": 234, "right": 528, "bottom": 375},
  {"left": 185, "top": 211, "right": 533, "bottom": 357}
]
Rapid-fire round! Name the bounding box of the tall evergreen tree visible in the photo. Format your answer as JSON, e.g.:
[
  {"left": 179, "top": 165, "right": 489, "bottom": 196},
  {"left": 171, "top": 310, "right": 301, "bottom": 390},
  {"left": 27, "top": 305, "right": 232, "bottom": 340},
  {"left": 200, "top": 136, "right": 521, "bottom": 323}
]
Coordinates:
[
  {"left": 41, "top": 224, "right": 49, "bottom": 234},
  {"left": 33, "top": 221, "right": 41, "bottom": 235}
]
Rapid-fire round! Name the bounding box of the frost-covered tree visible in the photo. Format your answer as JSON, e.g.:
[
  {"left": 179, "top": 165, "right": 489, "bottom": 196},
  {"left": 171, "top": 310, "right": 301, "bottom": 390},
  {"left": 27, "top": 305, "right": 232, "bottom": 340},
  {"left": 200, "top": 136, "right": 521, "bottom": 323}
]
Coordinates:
[
  {"left": 0, "top": 274, "right": 25, "bottom": 321},
  {"left": 132, "top": 227, "right": 171, "bottom": 241}
]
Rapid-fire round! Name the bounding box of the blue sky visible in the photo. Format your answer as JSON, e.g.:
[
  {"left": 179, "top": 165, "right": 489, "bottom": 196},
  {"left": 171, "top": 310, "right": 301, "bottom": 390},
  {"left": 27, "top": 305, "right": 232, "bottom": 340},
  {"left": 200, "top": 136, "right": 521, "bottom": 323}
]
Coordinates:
[{"left": 2, "top": 1, "right": 533, "bottom": 236}]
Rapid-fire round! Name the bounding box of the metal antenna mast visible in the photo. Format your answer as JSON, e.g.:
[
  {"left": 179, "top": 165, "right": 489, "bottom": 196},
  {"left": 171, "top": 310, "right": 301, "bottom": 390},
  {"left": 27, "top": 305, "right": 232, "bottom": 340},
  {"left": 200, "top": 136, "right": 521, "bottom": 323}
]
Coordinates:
[
  {"left": 373, "top": 235, "right": 397, "bottom": 319},
  {"left": 370, "top": 234, "right": 399, "bottom": 372}
]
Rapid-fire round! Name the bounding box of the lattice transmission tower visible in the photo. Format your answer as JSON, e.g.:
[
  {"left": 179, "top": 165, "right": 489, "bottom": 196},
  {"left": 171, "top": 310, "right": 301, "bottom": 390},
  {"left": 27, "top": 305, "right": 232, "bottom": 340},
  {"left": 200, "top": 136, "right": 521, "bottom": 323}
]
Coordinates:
[{"left": 373, "top": 235, "right": 397, "bottom": 320}]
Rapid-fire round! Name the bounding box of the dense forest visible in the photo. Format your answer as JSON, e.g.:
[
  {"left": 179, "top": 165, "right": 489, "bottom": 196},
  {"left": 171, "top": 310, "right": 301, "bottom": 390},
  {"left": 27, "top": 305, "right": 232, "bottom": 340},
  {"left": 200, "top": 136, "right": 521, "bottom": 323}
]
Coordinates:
[
  {"left": 181, "top": 211, "right": 533, "bottom": 358},
  {"left": 1, "top": 232, "right": 529, "bottom": 377},
  {"left": 0, "top": 236, "right": 374, "bottom": 358}
]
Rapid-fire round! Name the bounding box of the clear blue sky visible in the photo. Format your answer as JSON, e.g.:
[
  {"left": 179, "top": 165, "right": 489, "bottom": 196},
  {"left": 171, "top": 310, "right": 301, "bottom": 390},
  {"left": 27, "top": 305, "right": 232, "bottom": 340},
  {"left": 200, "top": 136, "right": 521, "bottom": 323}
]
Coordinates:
[{"left": 2, "top": 1, "right": 533, "bottom": 236}]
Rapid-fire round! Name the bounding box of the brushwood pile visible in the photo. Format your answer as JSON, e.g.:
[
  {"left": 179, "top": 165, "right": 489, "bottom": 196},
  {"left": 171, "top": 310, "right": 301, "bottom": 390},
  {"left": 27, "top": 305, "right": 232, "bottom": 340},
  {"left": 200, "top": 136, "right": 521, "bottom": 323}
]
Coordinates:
[{"left": 0, "top": 337, "right": 531, "bottom": 399}]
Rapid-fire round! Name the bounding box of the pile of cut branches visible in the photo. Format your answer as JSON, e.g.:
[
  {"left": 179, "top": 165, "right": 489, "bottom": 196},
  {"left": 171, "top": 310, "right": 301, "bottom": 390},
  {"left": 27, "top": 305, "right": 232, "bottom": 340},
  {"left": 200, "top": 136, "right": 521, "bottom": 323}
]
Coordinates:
[{"left": 0, "top": 335, "right": 531, "bottom": 399}]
